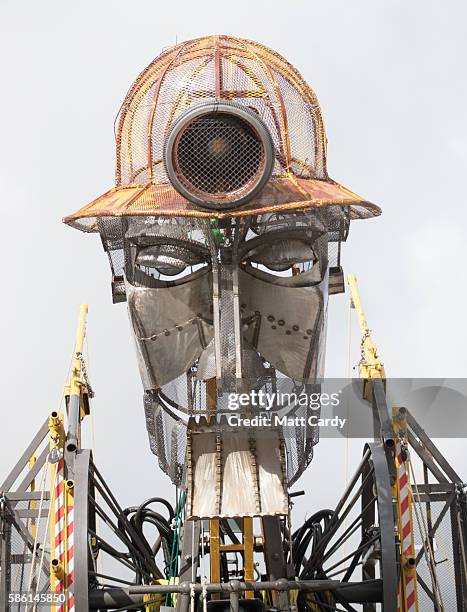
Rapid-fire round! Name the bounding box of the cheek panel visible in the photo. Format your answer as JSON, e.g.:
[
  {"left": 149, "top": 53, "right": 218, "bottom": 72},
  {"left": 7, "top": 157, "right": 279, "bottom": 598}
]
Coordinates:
[
  {"left": 239, "top": 267, "right": 329, "bottom": 381},
  {"left": 125, "top": 272, "right": 213, "bottom": 387}
]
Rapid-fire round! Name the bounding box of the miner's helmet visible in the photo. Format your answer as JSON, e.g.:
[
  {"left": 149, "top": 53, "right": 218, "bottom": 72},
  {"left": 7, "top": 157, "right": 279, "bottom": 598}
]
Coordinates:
[{"left": 63, "top": 35, "right": 381, "bottom": 231}]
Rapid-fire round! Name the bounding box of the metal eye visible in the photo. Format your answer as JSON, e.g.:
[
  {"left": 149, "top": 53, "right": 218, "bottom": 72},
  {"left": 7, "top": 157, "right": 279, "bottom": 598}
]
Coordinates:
[
  {"left": 136, "top": 245, "right": 204, "bottom": 276},
  {"left": 247, "top": 239, "right": 317, "bottom": 273}
]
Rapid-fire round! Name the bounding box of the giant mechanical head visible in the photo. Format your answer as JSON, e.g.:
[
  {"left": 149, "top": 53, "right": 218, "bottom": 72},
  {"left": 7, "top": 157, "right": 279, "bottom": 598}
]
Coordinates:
[{"left": 65, "top": 36, "right": 380, "bottom": 518}]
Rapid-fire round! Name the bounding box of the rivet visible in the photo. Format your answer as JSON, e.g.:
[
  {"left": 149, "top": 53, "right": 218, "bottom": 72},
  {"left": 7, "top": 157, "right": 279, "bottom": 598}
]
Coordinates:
[
  {"left": 286, "top": 330, "right": 291, "bottom": 335},
  {"left": 271, "top": 325, "right": 277, "bottom": 330},
  {"left": 164, "top": 330, "right": 170, "bottom": 336},
  {"left": 303, "top": 336, "right": 308, "bottom": 340},
  {"left": 267, "top": 315, "right": 275, "bottom": 322},
  {"left": 255, "top": 310, "right": 261, "bottom": 316},
  {"left": 306, "top": 329, "right": 313, "bottom": 335},
  {"left": 176, "top": 326, "right": 183, "bottom": 332},
  {"left": 278, "top": 319, "right": 285, "bottom": 326},
  {"left": 292, "top": 325, "right": 299, "bottom": 331}
]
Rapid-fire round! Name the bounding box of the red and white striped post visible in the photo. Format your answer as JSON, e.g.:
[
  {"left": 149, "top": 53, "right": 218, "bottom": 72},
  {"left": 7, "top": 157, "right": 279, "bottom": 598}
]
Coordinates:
[
  {"left": 64, "top": 480, "right": 75, "bottom": 612},
  {"left": 393, "top": 407, "right": 419, "bottom": 612},
  {"left": 51, "top": 457, "right": 75, "bottom": 611},
  {"left": 49, "top": 307, "right": 89, "bottom": 611}
]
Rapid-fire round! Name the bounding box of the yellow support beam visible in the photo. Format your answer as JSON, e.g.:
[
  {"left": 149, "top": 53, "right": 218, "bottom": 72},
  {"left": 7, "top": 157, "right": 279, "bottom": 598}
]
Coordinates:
[
  {"left": 210, "top": 517, "right": 255, "bottom": 599},
  {"left": 65, "top": 304, "right": 91, "bottom": 424},
  {"left": 347, "top": 274, "right": 385, "bottom": 400},
  {"left": 209, "top": 519, "right": 221, "bottom": 600},
  {"left": 65, "top": 304, "right": 91, "bottom": 454},
  {"left": 65, "top": 304, "right": 89, "bottom": 397},
  {"left": 243, "top": 517, "right": 254, "bottom": 599}
]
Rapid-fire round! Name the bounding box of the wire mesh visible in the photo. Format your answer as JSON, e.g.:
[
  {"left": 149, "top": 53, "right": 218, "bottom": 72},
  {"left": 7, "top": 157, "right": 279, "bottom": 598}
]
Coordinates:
[
  {"left": 174, "top": 113, "right": 263, "bottom": 194},
  {"left": 1, "top": 500, "right": 51, "bottom": 611},
  {"left": 64, "top": 36, "right": 381, "bottom": 228},
  {"left": 143, "top": 390, "right": 187, "bottom": 487},
  {"left": 116, "top": 36, "right": 326, "bottom": 187},
  {"left": 413, "top": 496, "right": 462, "bottom": 611}
]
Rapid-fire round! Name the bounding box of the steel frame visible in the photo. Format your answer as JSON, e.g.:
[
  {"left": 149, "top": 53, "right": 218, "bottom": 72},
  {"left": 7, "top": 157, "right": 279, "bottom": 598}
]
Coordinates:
[
  {"left": 1, "top": 304, "right": 467, "bottom": 611},
  {"left": 1, "top": 387, "right": 466, "bottom": 611}
]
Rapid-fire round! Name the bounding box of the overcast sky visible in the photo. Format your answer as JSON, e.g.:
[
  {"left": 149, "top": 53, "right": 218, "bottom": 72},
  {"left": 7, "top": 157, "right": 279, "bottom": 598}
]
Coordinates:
[{"left": 1, "top": 0, "right": 466, "bottom": 520}]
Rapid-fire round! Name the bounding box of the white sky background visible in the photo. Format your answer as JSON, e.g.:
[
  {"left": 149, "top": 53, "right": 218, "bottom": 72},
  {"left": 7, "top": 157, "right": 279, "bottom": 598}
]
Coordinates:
[{"left": 1, "top": 0, "right": 466, "bottom": 522}]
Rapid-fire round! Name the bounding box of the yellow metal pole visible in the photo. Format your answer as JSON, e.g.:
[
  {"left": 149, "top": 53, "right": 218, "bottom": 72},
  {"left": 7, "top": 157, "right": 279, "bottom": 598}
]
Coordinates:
[
  {"left": 65, "top": 304, "right": 89, "bottom": 453},
  {"left": 209, "top": 519, "right": 221, "bottom": 599},
  {"left": 65, "top": 304, "right": 88, "bottom": 397},
  {"left": 243, "top": 517, "right": 254, "bottom": 598},
  {"left": 347, "top": 274, "right": 385, "bottom": 400}
]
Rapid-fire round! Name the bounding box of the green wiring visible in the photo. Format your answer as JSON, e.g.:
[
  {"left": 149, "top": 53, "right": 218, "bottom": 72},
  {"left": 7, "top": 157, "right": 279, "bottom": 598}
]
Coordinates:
[
  {"left": 210, "top": 219, "right": 224, "bottom": 244},
  {"left": 164, "top": 488, "right": 186, "bottom": 607}
]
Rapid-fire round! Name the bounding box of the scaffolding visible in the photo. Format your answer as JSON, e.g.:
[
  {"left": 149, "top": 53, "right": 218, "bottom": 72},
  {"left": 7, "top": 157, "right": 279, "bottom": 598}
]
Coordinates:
[{"left": 0, "top": 286, "right": 465, "bottom": 611}]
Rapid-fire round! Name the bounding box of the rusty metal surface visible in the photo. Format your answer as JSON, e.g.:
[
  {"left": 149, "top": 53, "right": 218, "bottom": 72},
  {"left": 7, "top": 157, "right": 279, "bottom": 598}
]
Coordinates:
[
  {"left": 64, "top": 177, "right": 380, "bottom": 231},
  {"left": 63, "top": 35, "right": 381, "bottom": 230}
]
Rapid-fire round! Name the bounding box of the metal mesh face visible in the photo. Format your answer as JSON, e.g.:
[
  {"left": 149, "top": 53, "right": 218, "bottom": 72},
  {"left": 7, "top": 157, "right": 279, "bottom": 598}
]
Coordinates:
[
  {"left": 98, "top": 209, "right": 346, "bottom": 487},
  {"left": 168, "top": 109, "right": 270, "bottom": 208}
]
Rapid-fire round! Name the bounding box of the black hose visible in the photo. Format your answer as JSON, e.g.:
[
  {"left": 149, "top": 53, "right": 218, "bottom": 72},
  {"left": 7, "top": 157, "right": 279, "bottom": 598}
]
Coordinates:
[
  {"left": 99, "top": 497, "right": 176, "bottom": 585},
  {"left": 291, "top": 509, "right": 334, "bottom": 577}
]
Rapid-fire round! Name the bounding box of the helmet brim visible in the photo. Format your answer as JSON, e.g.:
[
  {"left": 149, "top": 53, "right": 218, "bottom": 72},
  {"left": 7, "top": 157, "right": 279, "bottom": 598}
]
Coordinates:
[{"left": 63, "top": 176, "right": 381, "bottom": 232}]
